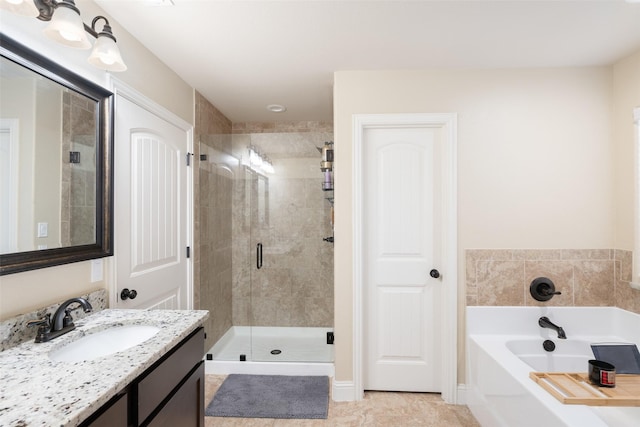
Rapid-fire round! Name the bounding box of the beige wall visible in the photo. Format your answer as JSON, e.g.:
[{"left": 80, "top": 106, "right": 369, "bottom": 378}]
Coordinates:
[
  {"left": 333, "top": 67, "right": 615, "bottom": 382},
  {"left": 612, "top": 50, "right": 640, "bottom": 251},
  {"left": 0, "top": 1, "right": 194, "bottom": 320},
  {"left": 33, "top": 86, "right": 62, "bottom": 250}
]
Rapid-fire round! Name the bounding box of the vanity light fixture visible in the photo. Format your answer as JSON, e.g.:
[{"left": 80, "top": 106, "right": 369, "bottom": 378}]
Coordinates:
[
  {"left": 0, "top": 0, "right": 127, "bottom": 71},
  {"left": 0, "top": 0, "right": 39, "bottom": 17},
  {"left": 249, "top": 146, "right": 263, "bottom": 167},
  {"left": 261, "top": 157, "right": 275, "bottom": 174},
  {"left": 247, "top": 146, "right": 275, "bottom": 174},
  {"left": 42, "top": 0, "right": 91, "bottom": 49},
  {"left": 86, "top": 16, "right": 127, "bottom": 71}
]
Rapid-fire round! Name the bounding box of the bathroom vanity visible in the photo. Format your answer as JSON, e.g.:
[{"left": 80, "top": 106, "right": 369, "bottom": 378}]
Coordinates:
[{"left": 0, "top": 309, "right": 209, "bottom": 426}]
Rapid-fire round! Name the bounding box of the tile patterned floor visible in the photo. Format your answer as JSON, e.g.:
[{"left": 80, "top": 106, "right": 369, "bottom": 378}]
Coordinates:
[{"left": 204, "top": 375, "right": 480, "bottom": 427}]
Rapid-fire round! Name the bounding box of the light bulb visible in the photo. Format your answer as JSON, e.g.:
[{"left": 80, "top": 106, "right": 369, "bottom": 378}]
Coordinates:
[
  {"left": 0, "top": 0, "right": 39, "bottom": 17},
  {"left": 42, "top": 1, "right": 91, "bottom": 49}
]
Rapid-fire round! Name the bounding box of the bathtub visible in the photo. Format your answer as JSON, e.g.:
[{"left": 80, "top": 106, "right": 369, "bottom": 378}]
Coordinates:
[{"left": 467, "top": 307, "right": 640, "bottom": 427}]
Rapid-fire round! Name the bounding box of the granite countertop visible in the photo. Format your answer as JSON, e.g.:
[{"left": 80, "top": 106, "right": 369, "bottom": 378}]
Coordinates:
[{"left": 0, "top": 309, "right": 209, "bottom": 427}]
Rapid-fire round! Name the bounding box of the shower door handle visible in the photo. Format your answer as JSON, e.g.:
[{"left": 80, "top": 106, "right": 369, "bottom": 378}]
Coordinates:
[{"left": 256, "top": 243, "right": 263, "bottom": 269}]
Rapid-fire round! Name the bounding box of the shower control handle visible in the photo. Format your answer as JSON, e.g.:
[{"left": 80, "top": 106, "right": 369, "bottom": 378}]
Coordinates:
[{"left": 430, "top": 269, "right": 440, "bottom": 279}]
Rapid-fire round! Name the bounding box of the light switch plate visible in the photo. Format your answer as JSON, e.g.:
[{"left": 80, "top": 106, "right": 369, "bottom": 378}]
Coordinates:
[
  {"left": 37, "top": 222, "right": 48, "bottom": 238},
  {"left": 91, "top": 259, "right": 103, "bottom": 282}
]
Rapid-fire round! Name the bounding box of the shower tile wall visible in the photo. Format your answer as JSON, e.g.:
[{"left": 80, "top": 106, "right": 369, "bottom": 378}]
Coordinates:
[
  {"left": 61, "top": 91, "right": 96, "bottom": 246},
  {"left": 231, "top": 123, "right": 334, "bottom": 328},
  {"left": 195, "top": 92, "right": 233, "bottom": 351},
  {"left": 195, "top": 101, "right": 335, "bottom": 349},
  {"left": 465, "top": 249, "right": 640, "bottom": 314},
  {"left": 232, "top": 121, "right": 333, "bottom": 134}
]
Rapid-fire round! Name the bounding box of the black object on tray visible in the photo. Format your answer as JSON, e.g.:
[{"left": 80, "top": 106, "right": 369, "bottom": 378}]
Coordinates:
[{"left": 590, "top": 343, "right": 640, "bottom": 374}]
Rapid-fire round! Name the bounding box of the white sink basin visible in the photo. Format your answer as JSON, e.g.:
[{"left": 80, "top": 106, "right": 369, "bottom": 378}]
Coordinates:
[{"left": 49, "top": 325, "right": 160, "bottom": 362}]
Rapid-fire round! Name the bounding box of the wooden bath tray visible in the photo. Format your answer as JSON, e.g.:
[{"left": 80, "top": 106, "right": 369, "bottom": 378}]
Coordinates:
[{"left": 530, "top": 372, "right": 640, "bottom": 406}]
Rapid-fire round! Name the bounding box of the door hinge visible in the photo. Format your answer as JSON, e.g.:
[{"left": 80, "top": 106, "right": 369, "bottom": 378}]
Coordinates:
[
  {"left": 186, "top": 152, "right": 192, "bottom": 166},
  {"left": 327, "top": 331, "right": 334, "bottom": 345},
  {"left": 186, "top": 246, "right": 191, "bottom": 258}
]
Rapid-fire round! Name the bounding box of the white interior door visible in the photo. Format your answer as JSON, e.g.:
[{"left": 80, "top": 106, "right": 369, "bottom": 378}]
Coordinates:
[
  {"left": 363, "top": 126, "right": 443, "bottom": 392},
  {"left": 0, "top": 119, "right": 19, "bottom": 253},
  {"left": 114, "top": 94, "right": 191, "bottom": 310}
]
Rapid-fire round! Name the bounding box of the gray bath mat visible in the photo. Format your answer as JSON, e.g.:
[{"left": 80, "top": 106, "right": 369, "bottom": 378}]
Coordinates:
[{"left": 206, "top": 374, "right": 329, "bottom": 419}]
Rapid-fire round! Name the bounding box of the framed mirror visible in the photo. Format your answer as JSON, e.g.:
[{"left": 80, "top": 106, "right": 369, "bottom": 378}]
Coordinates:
[{"left": 0, "top": 36, "right": 113, "bottom": 275}]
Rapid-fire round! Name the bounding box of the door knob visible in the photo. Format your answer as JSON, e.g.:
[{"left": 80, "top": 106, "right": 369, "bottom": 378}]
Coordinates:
[
  {"left": 430, "top": 269, "right": 440, "bottom": 279},
  {"left": 120, "top": 288, "right": 138, "bottom": 300}
]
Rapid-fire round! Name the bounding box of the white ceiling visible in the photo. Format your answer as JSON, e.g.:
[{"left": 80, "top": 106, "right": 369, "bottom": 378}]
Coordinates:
[{"left": 95, "top": 0, "right": 640, "bottom": 123}]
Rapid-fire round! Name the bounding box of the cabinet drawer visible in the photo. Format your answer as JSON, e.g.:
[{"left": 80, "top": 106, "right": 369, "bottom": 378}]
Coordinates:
[{"left": 137, "top": 327, "right": 204, "bottom": 425}]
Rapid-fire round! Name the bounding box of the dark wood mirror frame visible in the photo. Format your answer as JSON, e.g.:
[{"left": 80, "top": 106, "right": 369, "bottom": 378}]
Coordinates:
[{"left": 0, "top": 35, "right": 114, "bottom": 275}]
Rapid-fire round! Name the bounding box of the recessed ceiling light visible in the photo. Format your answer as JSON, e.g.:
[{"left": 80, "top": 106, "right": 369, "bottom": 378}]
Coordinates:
[{"left": 266, "top": 104, "right": 287, "bottom": 113}]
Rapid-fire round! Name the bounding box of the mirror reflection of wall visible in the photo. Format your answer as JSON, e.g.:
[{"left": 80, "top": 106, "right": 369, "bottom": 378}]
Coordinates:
[{"left": 0, "top": 56, "right": 97, "bottom": 254}]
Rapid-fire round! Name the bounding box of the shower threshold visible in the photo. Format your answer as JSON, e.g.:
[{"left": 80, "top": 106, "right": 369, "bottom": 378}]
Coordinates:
[{"left": 205, "top": 326, "right": 334, "bottom": 376}]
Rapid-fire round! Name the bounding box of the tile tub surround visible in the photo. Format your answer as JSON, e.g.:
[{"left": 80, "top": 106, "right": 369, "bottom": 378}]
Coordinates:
[
  {"left": 0, "top": 288, "right": 107, "bottom": 351},
  {"left": 465, "top": 249, "right": 640, "bottom": 313},
  {"left": 0, "top": 309, "right": 208, "bottom": 427}
]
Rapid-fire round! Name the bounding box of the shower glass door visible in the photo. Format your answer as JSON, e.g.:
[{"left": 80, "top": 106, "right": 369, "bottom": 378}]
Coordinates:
[
  {"left": 247, "top": 132, "right": 334, "bottom": 363},
  {"left": 202, "top": 131, "right": 334, "bottom": 364}
]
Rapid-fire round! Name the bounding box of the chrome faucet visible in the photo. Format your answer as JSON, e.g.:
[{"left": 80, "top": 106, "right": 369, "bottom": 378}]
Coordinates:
[
  {"left": 27, "top": 297, "right": 93, "bottom": 343},
  {"left": 538, "top": 316, "right": 566, "bottom": 339}
]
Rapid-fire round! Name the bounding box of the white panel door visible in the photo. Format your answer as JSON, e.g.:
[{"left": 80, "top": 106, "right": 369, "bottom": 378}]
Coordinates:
[
  {"left": 114, "top": 95, "right": 190, "bottom": 310},
  {"left": 363, "top": 126, "right": 442, "bottom": 392},
  {"left": 0, "top": 120, "right": 19, "bottom": 253}
]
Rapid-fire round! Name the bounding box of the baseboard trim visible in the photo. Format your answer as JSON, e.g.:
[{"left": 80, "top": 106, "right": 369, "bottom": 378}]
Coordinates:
[
  {"left": 456, "top": 384, "right": 467, "bottom": 405},
  {"left": 331, "top": 380, "right": 467, "bottom": 404},
  {"left": 332, "top": 379, "right": 360, "bottom": 401}
]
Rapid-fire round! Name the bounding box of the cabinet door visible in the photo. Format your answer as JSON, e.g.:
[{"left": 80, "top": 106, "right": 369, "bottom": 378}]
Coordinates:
[
  {"left": 81, "top": 392, "right": 128, "bottom": 427},
  {"left": 146, "top": 362, "right": 204, "bottom": 427},
  {"left": 138, "top": 328, "right": 204, "bottom": 424}
]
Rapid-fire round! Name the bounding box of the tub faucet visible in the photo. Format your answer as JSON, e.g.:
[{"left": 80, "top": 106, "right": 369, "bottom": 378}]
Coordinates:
[
  {"left": 538, "top": 316, "right": 566, "bottom": 339},
  {"left": 27, "top": 297, "right": 93, "bottom": 343}
]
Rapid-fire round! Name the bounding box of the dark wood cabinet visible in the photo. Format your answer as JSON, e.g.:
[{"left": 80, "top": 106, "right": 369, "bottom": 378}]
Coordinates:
[
  {"left": 81, "top": 392, "right": 128, "bottom": 427},
  {"left": 147, "top": 363, "right": 204, "bottom": 427},
  {"left": 81, "top": 327, "right": 204, "bottom": 427}
]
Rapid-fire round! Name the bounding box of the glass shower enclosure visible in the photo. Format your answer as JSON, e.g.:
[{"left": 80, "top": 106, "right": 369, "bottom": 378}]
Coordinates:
[{"left": 202, "top": 131, "right": 334, "bottom": 365}]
